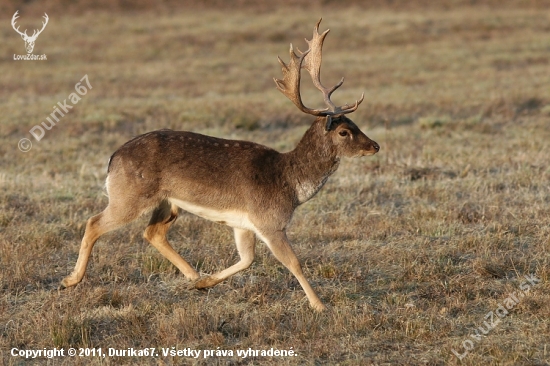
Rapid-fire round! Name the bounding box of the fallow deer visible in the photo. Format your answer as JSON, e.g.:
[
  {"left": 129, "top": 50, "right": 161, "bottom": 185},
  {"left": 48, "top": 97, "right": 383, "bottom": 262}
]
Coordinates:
[{"left": 61, "top": 19, "right": 379, "bottom": 311}]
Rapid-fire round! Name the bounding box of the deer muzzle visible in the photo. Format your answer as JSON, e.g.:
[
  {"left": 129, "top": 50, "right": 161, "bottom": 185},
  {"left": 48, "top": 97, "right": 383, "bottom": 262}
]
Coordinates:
[{"left": 361, "top": 140, "right": 380, "bottom": 156}]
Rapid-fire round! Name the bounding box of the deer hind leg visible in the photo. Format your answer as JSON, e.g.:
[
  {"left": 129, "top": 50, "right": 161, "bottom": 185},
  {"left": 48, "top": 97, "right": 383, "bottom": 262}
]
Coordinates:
[
  {"left": 195, "top": 228, "right": 256, "bottom": 289},
  {"left": 61, "top": 201, "right": 143, "bottom": 288},
  {"left": 260, "top": 230, "right": 327, "bottom": 312},
  {"left": 143, "top": 201, "right": 199, "bottom": 280}
]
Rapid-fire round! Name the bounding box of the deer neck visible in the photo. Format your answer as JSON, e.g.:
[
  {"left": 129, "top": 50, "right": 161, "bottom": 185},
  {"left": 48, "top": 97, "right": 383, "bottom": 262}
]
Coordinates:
[{"left": 285, "top": 122, "right": 340, "bottom": 204}]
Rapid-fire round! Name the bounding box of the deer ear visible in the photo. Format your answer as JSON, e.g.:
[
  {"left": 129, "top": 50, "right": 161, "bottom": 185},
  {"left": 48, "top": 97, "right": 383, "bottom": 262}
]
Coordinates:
[{"left": 324, "top": 115, "right": 333, "bottom": 131}]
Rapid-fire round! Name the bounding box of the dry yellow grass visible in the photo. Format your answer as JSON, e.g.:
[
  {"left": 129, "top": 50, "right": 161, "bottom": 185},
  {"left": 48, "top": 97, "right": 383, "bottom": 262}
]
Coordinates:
[{"left": 1, "top": 1, "right": 549, "bottom": 365}]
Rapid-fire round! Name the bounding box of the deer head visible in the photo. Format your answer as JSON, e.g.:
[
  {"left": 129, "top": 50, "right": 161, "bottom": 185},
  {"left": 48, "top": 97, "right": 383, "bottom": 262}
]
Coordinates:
[
  {"left": 12, "top": 11, "right": 49, "bottom": 54},
  {"left": 274, "top": 19, "right": 365, "bottom": 132}
]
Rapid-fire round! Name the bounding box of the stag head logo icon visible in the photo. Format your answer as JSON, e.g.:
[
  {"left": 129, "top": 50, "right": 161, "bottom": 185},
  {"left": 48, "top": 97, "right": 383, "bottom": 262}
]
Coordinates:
[{"left": 12, "top": 11, "right": 49, "bottom": 54}]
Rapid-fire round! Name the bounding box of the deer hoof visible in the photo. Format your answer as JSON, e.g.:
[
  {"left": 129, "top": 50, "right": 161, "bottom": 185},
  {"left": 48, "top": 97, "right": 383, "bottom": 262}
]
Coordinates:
[{"left": 194, "top": 276, "right": 220, "bottom": 289}]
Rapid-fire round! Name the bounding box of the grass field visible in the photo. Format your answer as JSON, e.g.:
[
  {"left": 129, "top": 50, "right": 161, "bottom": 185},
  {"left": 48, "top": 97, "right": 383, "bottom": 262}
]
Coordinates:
[{"left": 1, "top": 1, "right": 549, "bottom": 365}]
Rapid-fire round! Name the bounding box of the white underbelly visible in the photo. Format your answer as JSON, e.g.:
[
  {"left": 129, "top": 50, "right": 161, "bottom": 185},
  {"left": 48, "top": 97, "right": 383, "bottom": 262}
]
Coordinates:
[{"left": 169, "top": 197, "right": 256, "bottom": 231}]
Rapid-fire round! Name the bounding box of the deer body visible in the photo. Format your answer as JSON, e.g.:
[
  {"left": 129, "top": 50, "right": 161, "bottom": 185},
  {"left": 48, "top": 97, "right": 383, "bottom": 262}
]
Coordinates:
[{"left": 61, "top": 20, "right": 379, "bottom": 311}]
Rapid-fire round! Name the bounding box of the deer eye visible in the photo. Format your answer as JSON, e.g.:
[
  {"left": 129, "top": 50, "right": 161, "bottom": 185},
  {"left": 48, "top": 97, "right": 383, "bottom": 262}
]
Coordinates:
[{"left": 339, "top": 130, "right": 349, "bottom": 137}]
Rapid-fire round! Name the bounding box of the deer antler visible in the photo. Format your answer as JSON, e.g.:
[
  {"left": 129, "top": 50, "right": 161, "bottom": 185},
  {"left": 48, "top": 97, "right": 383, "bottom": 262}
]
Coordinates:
[
  {"left": 11, "top": 11, "right": 48, "bottom": 40},
  {"left": 11, "top": 11, "right": 28, "bottom": 38},
  {"left": 274, "top": 19, "right": 364, "bottom": 117},
  {"left": 30, "top": 13, "right": 49, "bottom": 40}
]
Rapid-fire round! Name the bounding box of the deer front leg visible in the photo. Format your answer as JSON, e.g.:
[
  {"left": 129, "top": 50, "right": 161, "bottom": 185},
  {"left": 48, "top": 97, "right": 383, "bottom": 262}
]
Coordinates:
[
  {"left": 195, "top": 228, "right": 256, "bottom": 289},
  {"left": 259, "top": 230, "right": 327, "bottom": 312}
]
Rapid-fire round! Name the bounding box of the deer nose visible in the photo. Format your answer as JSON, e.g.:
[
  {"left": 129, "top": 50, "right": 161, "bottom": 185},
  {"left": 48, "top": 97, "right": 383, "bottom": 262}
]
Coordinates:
[{"left": 372, "top": 141, "right": 380, "bottom": 152}]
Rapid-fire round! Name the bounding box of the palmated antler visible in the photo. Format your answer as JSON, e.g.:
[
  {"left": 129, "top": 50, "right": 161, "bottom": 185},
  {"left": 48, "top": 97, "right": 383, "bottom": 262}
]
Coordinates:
[{"left": 274, "top": 19, "right": 364, "bottom": 118}]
